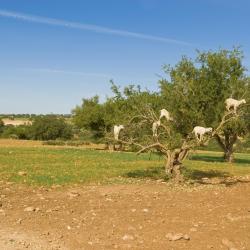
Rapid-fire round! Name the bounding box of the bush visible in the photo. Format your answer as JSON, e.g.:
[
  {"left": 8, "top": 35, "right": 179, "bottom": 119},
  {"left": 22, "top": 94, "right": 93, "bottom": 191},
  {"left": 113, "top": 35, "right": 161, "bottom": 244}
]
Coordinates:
[
  {"left": 0, "top": 119, "right": 4, "bottom": 134},
  {"left": 30, "top": 116, "right": 73, "bottom": 141},
  {"left": 1, "top": 125, "right": 31, "bottom": 139}
]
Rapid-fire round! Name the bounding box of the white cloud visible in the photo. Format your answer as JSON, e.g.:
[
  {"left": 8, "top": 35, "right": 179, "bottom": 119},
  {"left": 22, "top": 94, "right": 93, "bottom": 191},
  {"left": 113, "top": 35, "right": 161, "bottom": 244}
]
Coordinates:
[{"left": 0, "top": 9, "right": 193, "bottom": 46}]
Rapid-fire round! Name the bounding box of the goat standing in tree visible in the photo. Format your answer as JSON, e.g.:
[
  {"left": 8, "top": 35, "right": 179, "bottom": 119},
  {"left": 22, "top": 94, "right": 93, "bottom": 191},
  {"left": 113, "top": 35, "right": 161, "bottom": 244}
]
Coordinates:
[
  {"left": 160, "top": 109, "right": 173, "bottom": 121},
  {"left": 152, "top": 120, "right": 161, "bottom": 137},
  {"left": 225, "top": 98, "right": 246, "bottom": 113},
  {"left": 193, "top": 126, "right": 213, "bottom": 141}
]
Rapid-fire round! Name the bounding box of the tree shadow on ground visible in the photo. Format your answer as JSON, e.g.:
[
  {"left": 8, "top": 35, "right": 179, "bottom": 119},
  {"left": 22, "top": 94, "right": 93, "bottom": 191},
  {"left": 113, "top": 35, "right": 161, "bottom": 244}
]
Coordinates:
[
  {"left": 124, "top": 167, "right": 167, "bottom": 180},
  {"left": 190, "top": 155, "right": 250, "bottom": 165},
  {"left": 185, "top": 168, "right": 250, "bottom": 186},
  {"left": 185, "top": 168, "right": 230, "bottom": 179},
  {"left": 124, "top": 166, "right": 250, "bottom": 187}
]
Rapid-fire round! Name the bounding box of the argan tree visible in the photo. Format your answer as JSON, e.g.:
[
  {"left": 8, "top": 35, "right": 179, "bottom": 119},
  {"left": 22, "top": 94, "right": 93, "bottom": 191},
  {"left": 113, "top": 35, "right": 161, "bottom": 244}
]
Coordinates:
[
  {"left": 116, "top": 105, "right": 234, "bottom": 182},
  {"left": 161, "top": 48, "right": 250, "bottom": 162}
]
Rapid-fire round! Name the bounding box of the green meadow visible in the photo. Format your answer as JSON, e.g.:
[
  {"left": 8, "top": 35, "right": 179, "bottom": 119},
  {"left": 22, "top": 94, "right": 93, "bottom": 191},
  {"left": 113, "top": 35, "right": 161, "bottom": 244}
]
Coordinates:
[{"left": 0, "top": 144, "right": 250, "bottom": 186}]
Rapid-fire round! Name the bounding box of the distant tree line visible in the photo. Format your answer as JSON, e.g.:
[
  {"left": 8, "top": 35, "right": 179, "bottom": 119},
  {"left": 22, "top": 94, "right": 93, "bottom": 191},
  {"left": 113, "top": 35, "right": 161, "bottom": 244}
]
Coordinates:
[{"left": 0, "top": 115, "right": 73, "bottom": 140}]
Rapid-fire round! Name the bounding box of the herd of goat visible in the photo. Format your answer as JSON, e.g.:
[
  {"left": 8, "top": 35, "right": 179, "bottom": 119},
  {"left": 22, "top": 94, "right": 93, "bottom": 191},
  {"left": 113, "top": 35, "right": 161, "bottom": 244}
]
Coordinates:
[{"left": 113, "top": 98, "right": 246, "bottom": 142}]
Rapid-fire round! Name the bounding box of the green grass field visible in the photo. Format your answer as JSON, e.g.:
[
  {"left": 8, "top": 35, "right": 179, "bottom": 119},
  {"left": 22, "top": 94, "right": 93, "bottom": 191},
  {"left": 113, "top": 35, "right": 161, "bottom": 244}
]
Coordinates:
[{"left": 0, "top": 145, "right": 250, "bottom": 186}]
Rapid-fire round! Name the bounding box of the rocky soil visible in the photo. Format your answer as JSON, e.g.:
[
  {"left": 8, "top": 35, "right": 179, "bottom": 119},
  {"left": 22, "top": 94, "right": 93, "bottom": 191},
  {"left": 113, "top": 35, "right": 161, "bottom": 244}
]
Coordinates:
[{"left": 0, "top": 179, "right": 250, "bottom": 249}]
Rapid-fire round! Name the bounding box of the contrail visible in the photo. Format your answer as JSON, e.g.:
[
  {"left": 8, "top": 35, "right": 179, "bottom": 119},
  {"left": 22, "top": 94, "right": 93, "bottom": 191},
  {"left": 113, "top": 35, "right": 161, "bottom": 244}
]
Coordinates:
[{"left": 0, "top": 9, "right": 193, "bottom": 46}]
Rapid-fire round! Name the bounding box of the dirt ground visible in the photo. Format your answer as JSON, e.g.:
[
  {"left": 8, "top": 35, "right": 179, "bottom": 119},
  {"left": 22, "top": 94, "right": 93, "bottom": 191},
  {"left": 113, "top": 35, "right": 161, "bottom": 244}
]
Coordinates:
[{"left": 0, "top": 179, "right": 250, "bottom": 250}]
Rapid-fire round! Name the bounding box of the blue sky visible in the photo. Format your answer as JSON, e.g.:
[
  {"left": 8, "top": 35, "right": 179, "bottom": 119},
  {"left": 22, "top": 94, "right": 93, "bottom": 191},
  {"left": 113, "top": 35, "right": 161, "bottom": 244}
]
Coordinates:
[{"left": 0, "top": 0, "right": 250, "bottom": 114}]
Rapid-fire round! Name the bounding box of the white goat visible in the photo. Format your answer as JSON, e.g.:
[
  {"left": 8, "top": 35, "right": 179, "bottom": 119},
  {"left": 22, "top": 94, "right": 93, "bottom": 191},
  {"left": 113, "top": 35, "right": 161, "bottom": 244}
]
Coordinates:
[
  {"left": 225, "top": 98, "right": 246, "bottom": 113},
  {"left": 152, "top": 120, "right": 161, "bottom": 137},
  {"left": 193, "top": 126, "right": 213, "bottom": 141},
  {"left": 114, "top": 125, "right": 124, "bottom": 141},
  {"left": 159, "top": 109, "right": 173, "bottom": 121}
]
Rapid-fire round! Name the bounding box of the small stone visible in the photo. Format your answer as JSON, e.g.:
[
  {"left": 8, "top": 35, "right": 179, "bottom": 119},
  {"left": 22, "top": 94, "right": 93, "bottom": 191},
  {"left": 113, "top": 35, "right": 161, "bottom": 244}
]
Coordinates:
[
  {"left": 18, "top": 171, "right": 27, "bottom": 176},
  {"left": 222, "top": 238, "right": 237, "bottom": 250},
  {"left": 17, "top": 218, "right": 23, "bottom": 224},
  {"left": 142, "top": 208, "right": 149, "bottom": 213},
  {"left": 166, "top": 233, "right": 182, "bottom": 241},
  {"left": 166, "top": 233, "right": 190, "bottom": 241},
  {"left": 67, "top": 191, "right": 80, "bottom": 198},
  {"left": 24, "top": 206, "right": 35, "bottom": 212},
  {"left": 122, "top": 234, "right": 134, "bottom": 241},
  {"left": 0, "top": 209, "right": 5, "bottom": 216},
  {"left": 131, "top": 209, "right": 136, "bottom": 212},
  {"left": 183, "top": 234, "right": 190, "bottom": 240},
  {"left": 190, "top": 227, "right": 197, "bottom": 232}
]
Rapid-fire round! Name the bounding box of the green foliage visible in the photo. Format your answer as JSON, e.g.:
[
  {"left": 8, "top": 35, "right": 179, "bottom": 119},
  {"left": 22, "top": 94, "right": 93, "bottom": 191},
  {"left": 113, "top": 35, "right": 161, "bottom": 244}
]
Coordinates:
[
  {"left": 30, "top": 115, "right": 73, "bottom": 141},
  {"left": 72, "top": 82, "right": 162, "bottom": 140},
  {"left": 160, "top": 48, "right": 249, "bottom": 153},
  {"left": 71, "top": 48, "right": 249, "bottom": 163},
  {"left": 1, "top": 125, "right": 30, "bottom": 139},
  {"left": 0, "top": 119, "right": 4, "bottom": 134},
  {"left": 72, "top": 96, "right": 106, "bottom": 139}
]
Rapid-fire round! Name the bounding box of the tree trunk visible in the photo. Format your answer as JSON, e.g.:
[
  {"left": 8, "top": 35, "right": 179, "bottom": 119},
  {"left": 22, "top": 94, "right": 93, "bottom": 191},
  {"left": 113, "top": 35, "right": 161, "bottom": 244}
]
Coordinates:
[
  {"left": 215, "top": 133, "right": 237, "bottom": 163},
  {"left": 223, "top": 149, "right": 234, "bottom": 163},
  {"left": 165, "top": 151, "right": 184, "bottom": 182}
]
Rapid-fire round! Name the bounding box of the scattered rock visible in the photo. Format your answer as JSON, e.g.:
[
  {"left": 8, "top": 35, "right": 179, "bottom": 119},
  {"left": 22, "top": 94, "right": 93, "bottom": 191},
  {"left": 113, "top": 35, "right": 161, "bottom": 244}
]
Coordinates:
[
  {"left": 18, "top": 171, "right": 27, "bottom": 176},
  {"left": 183, "top": 234, "right": 190, "bottom": 240},
  {"left": 203, "top": 177, "right": 209, "bottom": 180},
  {"left": 0, "top": 209, "right": 5, "bottom": 216},
  {"left": 24, "top": 206, "right": 36, "bottom": 212},
  {"left": 17, "top": 218, "right": 23, "bottom": 224},
  {"left": 142, "top": 208, "right": 149, "bottom": 213},
  {"left": 166, "top": 233, "right": 190, "bottom": 241},
  {"left": 221, "top": 238, "right": 238, "bottom": 250},
  {"left": 190, "top": 227, "right": 198, "bottom": 232},
  {"left": 67, "top": 191, "right": 80, "bottom": 198},
  {"left": 226, "top": 213, "right": 242, "bottom": 222},
  {"left": 122, "top": 234, "right": 134, "bottom": 241}
]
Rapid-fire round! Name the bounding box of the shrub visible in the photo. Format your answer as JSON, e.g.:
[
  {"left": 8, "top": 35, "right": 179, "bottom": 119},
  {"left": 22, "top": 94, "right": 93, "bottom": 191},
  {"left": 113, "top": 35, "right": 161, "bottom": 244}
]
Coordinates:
[
  {"left": 1, "top": 125, "right": 30, "bottom": 139},
  {"left": 30, "top": 116, "right": 73, "bottom": 141},
  {"left": 0, "top": 119, "right": 4, "bottom": 134}
]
